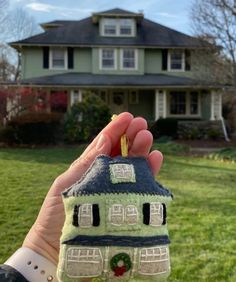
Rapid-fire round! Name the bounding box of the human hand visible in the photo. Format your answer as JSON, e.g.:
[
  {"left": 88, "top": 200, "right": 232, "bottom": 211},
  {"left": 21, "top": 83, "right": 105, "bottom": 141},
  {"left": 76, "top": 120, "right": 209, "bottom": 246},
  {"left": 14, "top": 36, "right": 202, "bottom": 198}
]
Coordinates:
[{"left": 22, "top": 112, "right": 163, "bottom": 265}]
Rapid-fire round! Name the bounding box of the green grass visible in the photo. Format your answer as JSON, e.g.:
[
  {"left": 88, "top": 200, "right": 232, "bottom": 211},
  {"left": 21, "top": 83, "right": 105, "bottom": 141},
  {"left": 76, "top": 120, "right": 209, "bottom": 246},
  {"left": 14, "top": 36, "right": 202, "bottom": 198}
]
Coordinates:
[
  {"left": 208, "top": 147, "right": 236, "bottom": 163},
  {"left": 0, "top": 146, "right": 236, "bottom": 281}
]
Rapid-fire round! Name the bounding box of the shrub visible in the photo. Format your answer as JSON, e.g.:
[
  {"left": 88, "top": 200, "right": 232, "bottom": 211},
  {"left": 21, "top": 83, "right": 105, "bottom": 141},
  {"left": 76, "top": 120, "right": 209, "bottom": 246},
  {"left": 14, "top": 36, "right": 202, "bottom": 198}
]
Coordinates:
[
  {"left": 63, "top": 92, "right": 111, "bottom": 143},
  {"left": 150, "top": 118, "right": 178, "bottom": 139},
  {"left": 0, "top": 126, "right": 16, "bottom": 145},
  {"left": 8, "top": 112, "right": 63, "bottom": 144}
]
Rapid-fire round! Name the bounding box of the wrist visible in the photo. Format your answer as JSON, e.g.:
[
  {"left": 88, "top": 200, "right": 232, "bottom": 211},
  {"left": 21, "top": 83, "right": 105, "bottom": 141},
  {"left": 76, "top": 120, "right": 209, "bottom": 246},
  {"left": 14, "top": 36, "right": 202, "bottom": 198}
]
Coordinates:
[
  {"left": 23, "top": 225, "right": 59, "bottom": 265},
  {"left": 5, "top": 247, "right": 58, "bottom": 282}
]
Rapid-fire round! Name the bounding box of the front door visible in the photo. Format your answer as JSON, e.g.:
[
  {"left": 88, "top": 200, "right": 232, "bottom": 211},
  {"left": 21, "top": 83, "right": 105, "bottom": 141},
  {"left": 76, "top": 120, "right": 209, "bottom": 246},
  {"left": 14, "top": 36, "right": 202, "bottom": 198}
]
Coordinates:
[{"left": 110, "top": 91, "right": 128, "bottom": 114}]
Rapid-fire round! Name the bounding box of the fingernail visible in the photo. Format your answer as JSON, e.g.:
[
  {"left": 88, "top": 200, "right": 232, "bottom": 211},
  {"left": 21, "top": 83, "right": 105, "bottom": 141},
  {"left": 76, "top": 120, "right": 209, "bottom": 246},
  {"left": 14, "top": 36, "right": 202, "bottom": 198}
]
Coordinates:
[{"left": 96, "top": 134, "right": 107, "bottom": 151}]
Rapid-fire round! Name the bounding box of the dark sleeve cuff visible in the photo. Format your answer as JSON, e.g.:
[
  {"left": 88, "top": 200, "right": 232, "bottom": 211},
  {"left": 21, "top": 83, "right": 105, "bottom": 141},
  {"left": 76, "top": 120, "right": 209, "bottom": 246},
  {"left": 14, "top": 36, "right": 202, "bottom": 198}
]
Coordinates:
[{"left": 0, "top": 264, "right": 29, "bottom": 282}]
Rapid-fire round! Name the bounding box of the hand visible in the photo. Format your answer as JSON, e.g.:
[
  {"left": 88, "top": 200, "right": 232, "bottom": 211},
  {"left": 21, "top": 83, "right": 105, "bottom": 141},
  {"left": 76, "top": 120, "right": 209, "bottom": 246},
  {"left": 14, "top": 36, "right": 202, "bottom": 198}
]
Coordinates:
[{"left": 22, "top": 112, "right": 163, "bottom": 264}]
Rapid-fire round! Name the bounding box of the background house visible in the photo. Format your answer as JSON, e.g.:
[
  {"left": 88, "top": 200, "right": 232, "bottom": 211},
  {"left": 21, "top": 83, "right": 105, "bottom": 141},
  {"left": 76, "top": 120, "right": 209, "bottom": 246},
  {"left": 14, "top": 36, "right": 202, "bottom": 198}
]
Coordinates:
[{"left": 9, "top": 8, "right": 224, "bottom": 132}]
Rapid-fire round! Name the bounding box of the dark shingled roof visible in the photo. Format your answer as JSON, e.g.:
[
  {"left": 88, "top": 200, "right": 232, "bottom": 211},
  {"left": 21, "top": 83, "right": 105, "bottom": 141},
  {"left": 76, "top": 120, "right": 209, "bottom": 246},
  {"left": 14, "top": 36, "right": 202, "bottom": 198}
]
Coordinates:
[
  {"left": 20, "top": 72, "right": 206, "bottom": 87},
  {"left": 11, "top": 8, "right": 205, "bottom": 48},
  {"left": 63, "top": 155, "right": 173, "bottom": 197}
]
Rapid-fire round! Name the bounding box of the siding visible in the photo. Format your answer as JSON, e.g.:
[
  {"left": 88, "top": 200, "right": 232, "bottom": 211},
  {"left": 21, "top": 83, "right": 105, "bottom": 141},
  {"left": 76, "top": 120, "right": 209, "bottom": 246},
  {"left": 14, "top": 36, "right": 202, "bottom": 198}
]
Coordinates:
[
  {"left": 22, "top": 47, "right": 92, "bottom": 79},
  {"left": 92, "top": 48, "right": 144, "bottom": 75}
]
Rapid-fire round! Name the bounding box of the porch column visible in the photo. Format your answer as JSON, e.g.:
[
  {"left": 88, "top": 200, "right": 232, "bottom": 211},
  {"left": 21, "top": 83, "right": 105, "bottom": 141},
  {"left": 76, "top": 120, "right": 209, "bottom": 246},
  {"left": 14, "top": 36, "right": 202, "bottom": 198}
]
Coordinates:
[
  {"left": 70, "top": 89, "right": 83, "bottom": 106},
  {"left": 155, "top": 89, "right": 167, "bottom": 120},
  {"left": 211, "top": 90, "right": 222, "bottom": 120}
]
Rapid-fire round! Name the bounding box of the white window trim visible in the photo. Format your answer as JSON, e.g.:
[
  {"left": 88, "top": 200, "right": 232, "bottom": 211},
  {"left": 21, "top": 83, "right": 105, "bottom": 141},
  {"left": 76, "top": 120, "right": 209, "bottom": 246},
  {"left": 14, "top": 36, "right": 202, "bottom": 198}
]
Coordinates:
[
  {"left": 120, "top": 49, "right": 138, "bottom": 71},
  {"left": 70, "top": 89, "right": 82, "bottom": 106},
  {"left": 99, "top": 48, "right": 117, "bottom": 70},
  {"left": 101, "top": 18, "right": 135, "bottom": 37},
  {"left": 49, "top": 47, "right": 68, "bottom": 70},
  {"left": 167, "top": 50, "right": 185, "bottom": 72},
  {"left": 168, "top": 91, "right": 201, "bottom": 118}
]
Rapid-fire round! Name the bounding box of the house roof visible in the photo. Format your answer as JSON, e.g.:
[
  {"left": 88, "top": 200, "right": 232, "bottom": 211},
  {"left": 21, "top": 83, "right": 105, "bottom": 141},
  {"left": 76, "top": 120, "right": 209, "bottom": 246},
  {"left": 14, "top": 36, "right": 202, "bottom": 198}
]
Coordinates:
[
  {"left": 20, "top": 72, "right": 213, "bottom": 88},
  {"left": 63, "top": 155, "right": 173, "bottom": 198},
  {"left": 11, "top": 8, "right": 206, "bottom": 48}
]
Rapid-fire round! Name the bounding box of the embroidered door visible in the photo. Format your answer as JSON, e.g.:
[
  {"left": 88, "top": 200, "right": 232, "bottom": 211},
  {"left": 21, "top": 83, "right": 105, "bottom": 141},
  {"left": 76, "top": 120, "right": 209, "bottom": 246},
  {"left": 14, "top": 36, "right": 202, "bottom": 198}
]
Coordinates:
[{"left": 66, "top": 247, "right": 103, "bottom": 278}]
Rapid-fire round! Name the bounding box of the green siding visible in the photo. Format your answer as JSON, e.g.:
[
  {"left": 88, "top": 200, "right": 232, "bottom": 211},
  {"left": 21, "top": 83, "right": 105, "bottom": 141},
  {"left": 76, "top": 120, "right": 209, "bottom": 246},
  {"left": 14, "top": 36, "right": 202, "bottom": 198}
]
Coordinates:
[
  {"left": 145, "top": 49, "right": 162, "bottom": 73},
  {"left": 201, "top": 92, "right": 211, "bottom": 120},
  {"left": 128, "top": 90, "right": 155, "bottom": 121},
  {"left": 92, "top": 48, "right": 144, "bottom": 74},
  {"left": 22, "top": 47, "right": 92, "bottom": 79}
]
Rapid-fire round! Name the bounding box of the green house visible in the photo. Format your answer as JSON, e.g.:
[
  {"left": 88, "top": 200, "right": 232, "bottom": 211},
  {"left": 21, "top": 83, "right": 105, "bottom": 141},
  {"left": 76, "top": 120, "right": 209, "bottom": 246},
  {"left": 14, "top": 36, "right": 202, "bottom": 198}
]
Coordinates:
[
  {"left": 58, "top": 155, "right": 173, "bottom": 281},
  {"left": 10, "top": 8, "right": 223, "bottom": 126}
]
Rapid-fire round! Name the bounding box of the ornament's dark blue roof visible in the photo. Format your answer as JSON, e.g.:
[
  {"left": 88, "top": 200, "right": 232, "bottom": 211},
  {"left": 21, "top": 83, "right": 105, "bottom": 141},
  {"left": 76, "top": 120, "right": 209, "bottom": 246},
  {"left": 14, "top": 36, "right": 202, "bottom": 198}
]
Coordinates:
[{"left": 63, "top": 155, "right": 172, "bottom": 197}]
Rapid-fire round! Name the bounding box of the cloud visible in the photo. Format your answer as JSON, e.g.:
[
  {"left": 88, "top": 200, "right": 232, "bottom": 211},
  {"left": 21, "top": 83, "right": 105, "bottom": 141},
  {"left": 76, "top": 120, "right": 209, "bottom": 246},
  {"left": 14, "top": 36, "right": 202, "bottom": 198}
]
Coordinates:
[
  {"left": 156, "top": 12, "right": 178, "bottom": 18},
  {"left": 26, "top": 2, "right": 54, "bottom": 12}
]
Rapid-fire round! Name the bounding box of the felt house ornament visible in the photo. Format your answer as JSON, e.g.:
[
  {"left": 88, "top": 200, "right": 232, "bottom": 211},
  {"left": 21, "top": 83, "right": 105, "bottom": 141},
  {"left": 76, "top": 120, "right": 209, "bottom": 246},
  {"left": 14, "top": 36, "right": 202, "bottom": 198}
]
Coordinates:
[{"left": 57, "top": 155, "right": 173, "bottom": 282}]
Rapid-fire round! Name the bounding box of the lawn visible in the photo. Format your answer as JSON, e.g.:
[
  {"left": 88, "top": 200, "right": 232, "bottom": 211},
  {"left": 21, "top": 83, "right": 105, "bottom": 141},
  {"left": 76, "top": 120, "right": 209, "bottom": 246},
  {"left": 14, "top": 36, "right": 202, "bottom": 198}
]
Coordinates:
[{"left": 0, "top": 145, "right": 236, "bottom": 281}]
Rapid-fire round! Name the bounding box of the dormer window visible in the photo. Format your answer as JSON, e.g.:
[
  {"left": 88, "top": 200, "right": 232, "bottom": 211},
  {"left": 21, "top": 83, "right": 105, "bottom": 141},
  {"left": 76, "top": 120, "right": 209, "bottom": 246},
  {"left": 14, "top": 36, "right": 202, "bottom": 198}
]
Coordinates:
[
  {"left": 101, "top": 18, "right": 135, "bottom": 37},
  {"left": 103, "top": 18, "right": 116, "bottom": 35},
  {"left": 120, "top": 19, "right": 133, "bottom": 35}
]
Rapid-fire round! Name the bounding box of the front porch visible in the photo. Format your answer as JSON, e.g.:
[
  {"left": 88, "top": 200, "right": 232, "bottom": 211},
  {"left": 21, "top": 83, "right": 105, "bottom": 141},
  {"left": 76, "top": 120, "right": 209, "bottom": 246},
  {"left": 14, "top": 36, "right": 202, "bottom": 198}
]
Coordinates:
[{"left": 3, "top": 86, "right": 223, "bottom": 124}]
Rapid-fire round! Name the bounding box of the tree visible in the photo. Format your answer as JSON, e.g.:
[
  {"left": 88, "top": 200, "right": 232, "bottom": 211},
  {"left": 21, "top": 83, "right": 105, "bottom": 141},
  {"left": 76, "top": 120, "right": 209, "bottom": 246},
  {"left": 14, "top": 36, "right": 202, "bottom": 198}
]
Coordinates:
[{"left": 191, "top": 0, "right": 236, "bottom": 87}]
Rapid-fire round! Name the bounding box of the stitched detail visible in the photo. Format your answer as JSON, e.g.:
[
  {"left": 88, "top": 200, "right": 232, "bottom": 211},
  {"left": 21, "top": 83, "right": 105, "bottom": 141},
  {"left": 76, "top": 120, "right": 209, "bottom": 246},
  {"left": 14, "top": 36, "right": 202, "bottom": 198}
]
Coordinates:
[
  {"left": 143, "top": 203, "right": 150, "bottom": 225},
  {"left": 109, "top": 163, "right": 136, "bottom": 184},
  {"left": 79, "top": 204, "right": 93, "bottom": 228},
  {"left": 110, "top": 253, "right": 132, "bottom": 276},
  {"left": 62, "top": 235, "right": 170, "bottom": 247},
  {"left": 92, "top": 204, "right": 100, "bottom": 227},
  {"left": 106, "top": 199, "right": 141, "bottom": 231},
  {"left": 150, "top": 202, "right": 163, "bottom": 227},
  {"left": 66, "top": 247, "right": 103, "bottom": 278},
  {"left": 162, "top": 203, "right": 167, "bottom": 225},
  {"left": 72, "top": 205, "right": 80, "bottom": 227},
  {"left": 138, "top": 246, "right": 170, "bottom": 275}
]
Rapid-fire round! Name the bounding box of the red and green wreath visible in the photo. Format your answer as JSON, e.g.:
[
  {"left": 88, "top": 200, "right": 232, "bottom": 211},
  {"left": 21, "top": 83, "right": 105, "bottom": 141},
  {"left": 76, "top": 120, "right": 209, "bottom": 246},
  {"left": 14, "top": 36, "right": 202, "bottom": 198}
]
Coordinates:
[{"left": 110, "top": 253, "right": 132, "bottom": 276}]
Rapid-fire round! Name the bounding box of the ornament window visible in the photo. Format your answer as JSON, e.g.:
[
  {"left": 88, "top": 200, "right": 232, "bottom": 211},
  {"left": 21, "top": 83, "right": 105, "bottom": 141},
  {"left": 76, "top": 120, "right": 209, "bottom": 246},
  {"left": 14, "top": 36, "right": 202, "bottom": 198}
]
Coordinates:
[
  {"left": 79, "top": 204, "right": 93, "bottom": 227},
  {"left": 109, "top": 204, "right": 124, "bottom": 225},
  {"left": 125, "top": 205, "right": 138, "bottom": 224}
]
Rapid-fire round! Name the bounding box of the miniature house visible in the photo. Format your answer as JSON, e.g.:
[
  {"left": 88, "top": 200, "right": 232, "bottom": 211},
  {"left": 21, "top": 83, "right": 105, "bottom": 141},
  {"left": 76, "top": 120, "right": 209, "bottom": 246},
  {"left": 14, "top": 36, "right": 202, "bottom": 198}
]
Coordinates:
[{"left": 57, "top": 155, "right": 173, "bottom": 282}]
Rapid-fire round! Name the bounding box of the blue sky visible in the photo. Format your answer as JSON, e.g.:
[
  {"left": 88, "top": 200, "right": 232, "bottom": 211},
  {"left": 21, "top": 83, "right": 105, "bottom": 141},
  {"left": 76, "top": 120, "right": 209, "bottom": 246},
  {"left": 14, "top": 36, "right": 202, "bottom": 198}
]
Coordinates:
[{"left": 10, "top": 0, "right": 195, "bottom": 35}]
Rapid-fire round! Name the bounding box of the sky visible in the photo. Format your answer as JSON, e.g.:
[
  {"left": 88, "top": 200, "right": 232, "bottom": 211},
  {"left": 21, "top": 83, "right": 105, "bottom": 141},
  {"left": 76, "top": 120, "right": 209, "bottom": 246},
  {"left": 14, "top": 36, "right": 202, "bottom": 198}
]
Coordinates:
[{"left": 10, "top": 0, "right": 195, "bottom": 36}]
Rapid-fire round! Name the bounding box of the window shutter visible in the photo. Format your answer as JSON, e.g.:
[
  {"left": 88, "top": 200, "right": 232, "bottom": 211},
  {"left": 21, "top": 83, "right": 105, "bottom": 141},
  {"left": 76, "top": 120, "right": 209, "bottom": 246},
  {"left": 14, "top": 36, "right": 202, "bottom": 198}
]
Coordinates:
[
  {"left": 185, "top": 50, "right": 191, "bottom": 71},
  {"left": 72, "top": 205, "right": 80, "bottom": 227},
  {"left": 92, "top": 204, "right": 100, "bottom": 226},
  {"left": 43, "top": 47, "right": 49, "bottom": 69},
  {"left": 143, "top": 203, "right": 150, "bottom": 225},
  {"left": 162, "top": 203, "right": 167, "bottom": 225},
  {"left": 68, "top": 47, "right": 74, "bottom": 69},
  {"left": 162, "top": 49, "right": 168, "bottom": 71}
]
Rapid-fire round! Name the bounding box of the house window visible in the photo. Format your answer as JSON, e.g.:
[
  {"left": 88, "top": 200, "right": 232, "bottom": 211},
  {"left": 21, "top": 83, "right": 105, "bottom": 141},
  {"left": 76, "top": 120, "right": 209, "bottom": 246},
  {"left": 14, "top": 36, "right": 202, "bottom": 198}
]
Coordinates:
[
  {"left": 103, "top": 18, "right": 116, "bottom": 35},
  {"left": 168, "top": 50, "right": 185, "bottom": 71},
  {"left": 109, "top": 204, "right": 124, "bottom": 225},
  {"left": 169, "top": 91, "right": 200, "bottom": 116},
  {"left": 190, "top": 91, "right": 199, "bottom": 115},
  {"left": 125, "top": 205, "right": 138, "bottom": 225},
  {"left": 120, "top": 19, "right": 133, "bottom": 35},
  {"left": 79, "top": 204, "right": 93, "bottom": 227},
  {"left": 66, "top": 247, "right": 103, "bottom": 277},
  {"left": 150, "top": 203, "right": 163, "bottom": 227},
  {"left": 50, "top": 48, "right": 67, "bottom": 69},
  {"left": 101, "top": 49, "right": 116, "bottom": 69},
  {"left": 101, "top": 18, "right": 135, "bottom": 36},
  {"left": 139, "top": 247, "right": 169, "bottom": 275},
  {"left": 170, "top": 91, "right": 186, "bottom": 115},
  {"left": 70, "top": 90, "right": 82, "bottom": 106},
  {"left": 121, "top": 49, "right": 137, "bottom": 70}
]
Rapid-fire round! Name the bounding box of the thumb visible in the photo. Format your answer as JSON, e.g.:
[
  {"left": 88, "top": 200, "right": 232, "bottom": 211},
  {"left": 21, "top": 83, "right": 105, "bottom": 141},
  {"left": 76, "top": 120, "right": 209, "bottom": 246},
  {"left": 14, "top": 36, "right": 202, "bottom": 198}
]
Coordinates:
[{"left": 50, "top": 134, "right": 111, "bottom": 196}]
